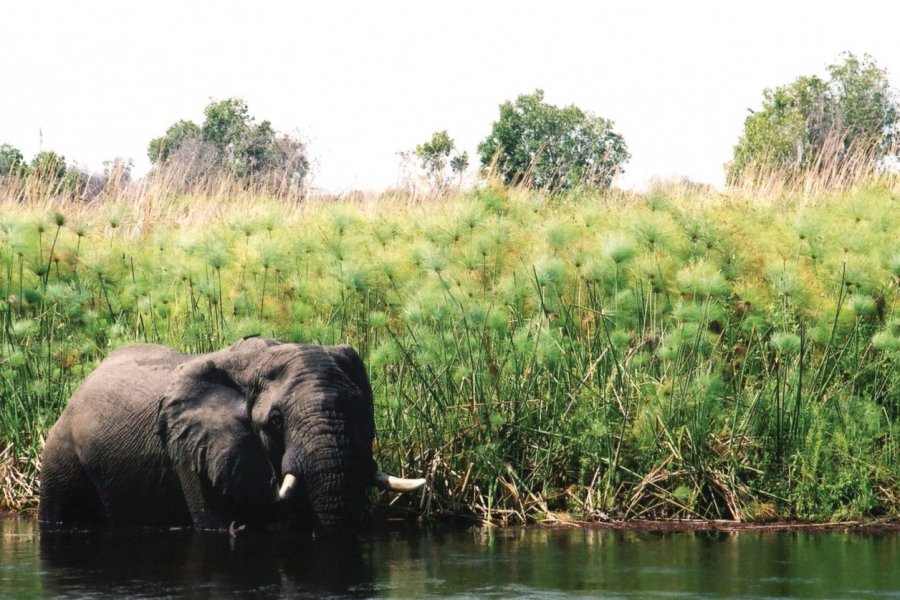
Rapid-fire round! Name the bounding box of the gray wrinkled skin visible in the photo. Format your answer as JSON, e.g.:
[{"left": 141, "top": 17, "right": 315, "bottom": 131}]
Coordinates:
[{"left": 39, "top": 338, "right": 377, "bottom": 533}]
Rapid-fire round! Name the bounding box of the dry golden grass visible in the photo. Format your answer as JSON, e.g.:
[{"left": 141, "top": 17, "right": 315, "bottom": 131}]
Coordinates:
[{"left": 727, "top": 131, "right": 900, "bottom": 204}]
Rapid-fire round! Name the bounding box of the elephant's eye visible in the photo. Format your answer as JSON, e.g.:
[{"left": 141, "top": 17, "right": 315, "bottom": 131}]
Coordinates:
[{"left": 268, "top": 411, "right": 284, "bottom": 431}]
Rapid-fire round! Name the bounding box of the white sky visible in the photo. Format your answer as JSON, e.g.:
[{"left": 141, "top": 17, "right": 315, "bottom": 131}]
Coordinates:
[{"left": 2, "top": 1, "right": 898, "bottom": 192}]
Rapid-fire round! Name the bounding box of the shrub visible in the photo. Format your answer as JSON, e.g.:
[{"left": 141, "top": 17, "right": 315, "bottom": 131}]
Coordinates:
[{"left": 478, "top": 89, "right": 629, "bottom": 193}]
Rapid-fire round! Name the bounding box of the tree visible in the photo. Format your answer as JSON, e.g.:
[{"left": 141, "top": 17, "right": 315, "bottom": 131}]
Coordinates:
[
  {"left": 728, "top": 53, "right": 899, "bottom": 184},
  {"left": 25, "top": 151, "right": 92, "bottom": 198},
  {"left": 262, "top": 132, "right": 310, "bottom": 187},
  {"left": 90, "top": 157, "right": 135, "bottom": 197},
  {"left": 201, "top": 97, "right": 251, "bottom": 151},
  {"left": 147, "top": 120, "right": 202, "bottom": 163},
  {"left": 0, "top": 144, "right": 25, "bottom": 177},
  {"left": 61, "top": 167, "right": 90, "bottom": 195},
  {"left": 477, "top": 89, "right": 629, "bottom": 193},
  {"left": 147, "top": 98, "right": 309, "bottom": 194},
  {"left": 29, "top": 151, "right": 67, "bottom": 183},
  {"left": 828, "top": 54, "right": 897, "bottom": 147},
  {"left": 413, "top": 130, "right": 469, "bottom": 193},
  {"left": 103, "top": 157, "right": 134, "bottom": 185}
]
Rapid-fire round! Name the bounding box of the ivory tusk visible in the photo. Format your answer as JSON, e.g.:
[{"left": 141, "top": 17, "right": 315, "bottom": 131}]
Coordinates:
[
  {"left": 373, "top": 470, "right": 426, "bottom": 492},
  {"left": 278, "top": 474, "right": 297, "bottom": 501}
]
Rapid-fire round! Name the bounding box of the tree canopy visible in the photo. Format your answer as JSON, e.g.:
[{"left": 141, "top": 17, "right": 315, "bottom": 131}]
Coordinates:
[
  {"left": 728, "top": 53, "right": 899, "bottom": 184},
  {"left": 0, "top": 144, "right": 25, "bottom": 177},
  {"left": 413, "top": 130, "right": 469, "bottom": 193},
  {"left": 477, "top": 90, "right": 629, "bottom": 193},
  {"left": 148, "top": 98, "right": 309, "bottom": 193},
  {"left": 29, "top": 151, "right": 67, "bottom": 183}
]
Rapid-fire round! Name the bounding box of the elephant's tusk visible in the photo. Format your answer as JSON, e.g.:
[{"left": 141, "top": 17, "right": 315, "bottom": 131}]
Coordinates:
[
  {"left": 373, "top": 470, "right": 426, "bottom": 492},
  {"left": 278, "top": 474, "right": 297, "bottom": 501}
]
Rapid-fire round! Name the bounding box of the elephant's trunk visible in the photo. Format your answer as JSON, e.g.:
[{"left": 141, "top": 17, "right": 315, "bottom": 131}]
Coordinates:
[
  {"left": 307, "top": 471, "right": 359, "bottom": 532},
  {"left": 280, "top": 441, "right": 369, "bottom": 533},
  {"left": 276, "top": 471, "right": 424, "bottom": 502}
]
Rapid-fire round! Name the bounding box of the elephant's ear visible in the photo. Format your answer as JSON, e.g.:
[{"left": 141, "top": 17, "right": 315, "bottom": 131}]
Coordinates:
[
  {"left": 326, "top": 345, "right": 375, "bottom": 442},
  {"left": 327, "top": 345, "right": 373, "bottom": 400},
  {"left": 157, "top": 358, "right": 276, "bottom": 504}
]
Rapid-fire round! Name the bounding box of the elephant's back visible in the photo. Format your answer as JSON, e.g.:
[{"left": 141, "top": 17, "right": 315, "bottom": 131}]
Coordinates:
[
  {"left": 51, "top": 344, "right": 190, "bottom": 459},
  {"left": 102, "top": 343, "right": 189, "bottom": 371},
  {"left": 69, "top": 344, "right": 187, "bottom": 407}
]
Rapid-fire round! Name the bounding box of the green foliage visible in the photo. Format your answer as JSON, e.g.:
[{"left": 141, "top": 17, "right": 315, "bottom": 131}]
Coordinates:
[
  {"left": 729, "top": 53, "right": 900, "bottom": 184},
  {"left": 0, "top": 186, "right": 897, "bottom": 522},
  {"left": 28, "top": 151, "right": 67, "bottom": 183},
  {"left": 828, "top": 54, "right": 898, "bottom": 147},
  {"left": 413, "top": 130, "right": 469, "bottom": 192},
  {"left": 201, "top": 97, "right": 251, "bottom": 149},
  {"left": 147, "top": 120, "right": 201, "bottom": 163},
  {"left": 478, "top": 89, "right": 630, "bottom": 192},
  {"left": 147, "top": 98, "right": 309, "bottom": 192},
  {"left": 1, "top": 146, "right": 132, "bottom": 201},
  {"left": 60, "top": 168, "right": 90, "bottom": 195},
  {"left": 0, "top": 144, "right": 25, "bottom": 176}
]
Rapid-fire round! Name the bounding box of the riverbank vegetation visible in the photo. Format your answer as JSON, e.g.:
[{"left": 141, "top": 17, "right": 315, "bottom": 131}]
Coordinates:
[
  {"left": 1, "top": 51, "right": 898, "bottom": 524},
  {"left": 0, "top": 179, "right": 897, "bottom": 525}
]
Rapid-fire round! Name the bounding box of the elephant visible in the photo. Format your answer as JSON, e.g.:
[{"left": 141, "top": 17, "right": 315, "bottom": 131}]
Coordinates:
[{"left": 38, "top": 337, "right": 424, "bottom": 533}]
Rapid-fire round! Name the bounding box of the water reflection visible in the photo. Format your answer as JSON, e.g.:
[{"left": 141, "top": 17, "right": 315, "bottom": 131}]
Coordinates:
[
  {"left": 6, "top": 520, "right": 373, "bottom": 599},
  {"left": 2, "top": 518, "right": 900, "bottom": 599}
]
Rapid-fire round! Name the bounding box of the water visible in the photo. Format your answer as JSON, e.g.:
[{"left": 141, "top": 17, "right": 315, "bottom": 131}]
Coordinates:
[{"left": 2, "top": 518, "right": 899, "bottom": 599}]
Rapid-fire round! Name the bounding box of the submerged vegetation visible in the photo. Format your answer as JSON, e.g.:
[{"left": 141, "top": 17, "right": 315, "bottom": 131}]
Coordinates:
[{"left": 0, "top": 181, "right": 897, "bottom": 525}]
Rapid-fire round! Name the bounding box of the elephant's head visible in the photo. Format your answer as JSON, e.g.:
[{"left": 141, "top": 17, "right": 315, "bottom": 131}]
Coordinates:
[{"left": 157, "top": 338, "right": 423, "bottom": 533}]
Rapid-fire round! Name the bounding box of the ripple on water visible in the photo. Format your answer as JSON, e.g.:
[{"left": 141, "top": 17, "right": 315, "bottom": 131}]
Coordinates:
[{"left": 2, "top": 519, "right": 900, "bottom": 599}]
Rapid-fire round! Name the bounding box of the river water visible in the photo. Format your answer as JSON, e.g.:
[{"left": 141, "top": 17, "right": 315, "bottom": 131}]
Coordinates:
[{"left": 1, "top": 518, "right": 899, "bottom": 598}]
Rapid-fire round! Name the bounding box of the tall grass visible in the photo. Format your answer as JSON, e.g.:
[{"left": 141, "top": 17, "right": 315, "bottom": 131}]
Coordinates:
[
  {"left": 0, "top": 175, "right": 897, "bottom": 525},
  {"left": 727, "top": 130, "right": 900, "bottom": 202}
]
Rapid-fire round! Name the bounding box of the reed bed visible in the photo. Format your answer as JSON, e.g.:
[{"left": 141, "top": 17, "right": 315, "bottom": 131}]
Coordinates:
[{"left": 0, "top": 178, "right": 897, "bottom": 525}]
